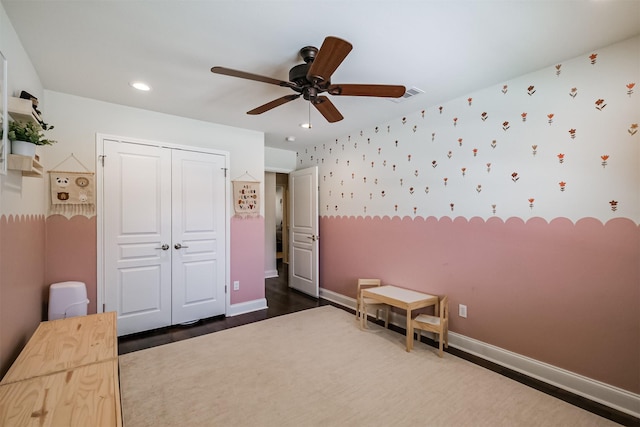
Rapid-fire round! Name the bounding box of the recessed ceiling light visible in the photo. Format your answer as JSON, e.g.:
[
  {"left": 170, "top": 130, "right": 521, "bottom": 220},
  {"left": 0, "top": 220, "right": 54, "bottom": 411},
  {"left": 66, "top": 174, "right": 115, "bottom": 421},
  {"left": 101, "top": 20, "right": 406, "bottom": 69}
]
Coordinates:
[
  {"left": 299, "top": 123, "right": 312, "bottom": 129},
  {"left": 285, "top": 136, "right": 296, "bottom": 142},
  {"left": 129, "top": 81, "right": 151, "bottom": 91}
]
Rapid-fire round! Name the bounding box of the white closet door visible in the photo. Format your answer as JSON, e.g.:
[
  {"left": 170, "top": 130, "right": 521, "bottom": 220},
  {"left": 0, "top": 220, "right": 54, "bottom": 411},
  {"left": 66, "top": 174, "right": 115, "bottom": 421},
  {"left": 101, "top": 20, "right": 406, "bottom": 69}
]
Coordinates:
[
  {"left": 171, "top": 149, "right": 226, "bottom": 324},
  {"left": 103, "top": 140, "right": 172, "bottom": 336}
]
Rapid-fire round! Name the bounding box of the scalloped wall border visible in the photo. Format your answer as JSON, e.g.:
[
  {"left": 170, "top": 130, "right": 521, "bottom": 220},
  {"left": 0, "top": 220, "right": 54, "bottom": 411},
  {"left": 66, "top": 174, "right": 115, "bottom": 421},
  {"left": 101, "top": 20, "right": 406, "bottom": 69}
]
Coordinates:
[{"left": 320, "top": 214, "right": 640, "bottom": 227}]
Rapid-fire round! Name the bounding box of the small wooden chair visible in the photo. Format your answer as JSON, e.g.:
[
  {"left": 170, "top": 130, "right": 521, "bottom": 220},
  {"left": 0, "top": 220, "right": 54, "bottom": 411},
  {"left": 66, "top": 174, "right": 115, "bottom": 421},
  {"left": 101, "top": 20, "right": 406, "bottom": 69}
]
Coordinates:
[
  {"left": 356, "top": 278, "right": 390, "bottom": 329},
  {"left": 412, "top": 295, "right": 449, "bottom": 357}
]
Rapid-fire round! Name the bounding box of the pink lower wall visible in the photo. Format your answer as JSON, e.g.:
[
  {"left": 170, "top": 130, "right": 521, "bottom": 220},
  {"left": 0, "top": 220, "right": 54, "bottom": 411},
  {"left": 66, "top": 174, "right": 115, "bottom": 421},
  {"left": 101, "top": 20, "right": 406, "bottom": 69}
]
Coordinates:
[
  {"left": 41, "top": 215, "right": 265, "bottom": 311},
  {"left": 319, "top": 215, "right": 640, "bottom": 394},
  {"left": 1, "top": 213, "right": 265, "bottom": 377},
  {"left": 45, "top": 215, "right": 97, "bottom": 314},
  {"left": 42, "top": 215, "right": 265, "bottom": 312},
  {"left": 230, "top": 216, "right": 265, "bottom": 304},
  {"left": 0, "top": 215, "right": 46, "bottom": 377}
]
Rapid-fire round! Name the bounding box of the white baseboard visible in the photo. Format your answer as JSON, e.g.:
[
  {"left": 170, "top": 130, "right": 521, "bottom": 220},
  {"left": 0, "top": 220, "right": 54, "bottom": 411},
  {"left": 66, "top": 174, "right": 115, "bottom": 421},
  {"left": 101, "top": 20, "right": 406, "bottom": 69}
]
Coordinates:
[
  {"left": 320, "top": 288, "right": 355, "bottom": 309},
  {"left": 449, "top": 333, "right": 639, "bottom": 418},
  {"left": 319, "top": 288, "right": 639, "bottom": 418},
  {"left": 265, "top": 270, "right": 278, "bottom": 279},
  {"left": 226, "top": 298, "right": 267, "bottom": 317}
]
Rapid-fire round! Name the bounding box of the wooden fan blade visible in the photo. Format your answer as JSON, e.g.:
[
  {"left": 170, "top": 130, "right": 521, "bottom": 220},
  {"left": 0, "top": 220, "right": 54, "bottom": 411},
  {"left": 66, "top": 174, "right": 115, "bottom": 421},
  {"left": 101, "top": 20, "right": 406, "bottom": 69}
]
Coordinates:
[
  {"left": 306, "top": 37, "right": 353, "bottom": 83},
  {"left": 247, "top": 94, "right": 301, "bottom": 115},
  {"left": 211, "top": 66, "right": 298, "bottom": 89},
  {"left": 328, "top": 84, "right": 406, "bottom": 98},
  {"left": 312, "top": 96, "right": 343, "bottom": 123}
]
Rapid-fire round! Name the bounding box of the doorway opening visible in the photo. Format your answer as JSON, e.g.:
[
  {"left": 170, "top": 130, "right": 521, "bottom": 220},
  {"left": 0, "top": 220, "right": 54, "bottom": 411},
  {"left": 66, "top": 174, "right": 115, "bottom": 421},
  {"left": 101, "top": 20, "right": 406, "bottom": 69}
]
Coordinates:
[
  {"left": 265, "top": 172, "right": 289, "bottom": 280},
  {"left": 275, "top": 173, "right": 289, "bottom": 265}
]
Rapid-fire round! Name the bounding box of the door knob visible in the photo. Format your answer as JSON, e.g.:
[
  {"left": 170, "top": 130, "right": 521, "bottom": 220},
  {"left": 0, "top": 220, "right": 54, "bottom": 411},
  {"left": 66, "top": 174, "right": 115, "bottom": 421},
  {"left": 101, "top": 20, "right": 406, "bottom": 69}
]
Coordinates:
[
  {"left": 174, "top": 243, "right": 189, "bottom": 250},
  {"left": 156, "top": 244, "right": 170, "bottom": 250}
]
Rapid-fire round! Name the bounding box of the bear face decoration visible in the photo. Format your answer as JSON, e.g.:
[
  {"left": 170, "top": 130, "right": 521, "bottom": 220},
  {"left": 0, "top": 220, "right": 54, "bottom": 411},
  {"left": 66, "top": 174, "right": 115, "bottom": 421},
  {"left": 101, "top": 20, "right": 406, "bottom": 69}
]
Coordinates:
[{"left": 75, "top": 176, "right": 90, "bottom": 188}]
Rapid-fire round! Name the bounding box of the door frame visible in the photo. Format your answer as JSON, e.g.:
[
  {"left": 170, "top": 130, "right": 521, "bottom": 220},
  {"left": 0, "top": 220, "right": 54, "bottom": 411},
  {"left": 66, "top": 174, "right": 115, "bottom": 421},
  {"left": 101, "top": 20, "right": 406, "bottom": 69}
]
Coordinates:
[{"left": 96, "top": 133, "right": 231, "bottom": 316}]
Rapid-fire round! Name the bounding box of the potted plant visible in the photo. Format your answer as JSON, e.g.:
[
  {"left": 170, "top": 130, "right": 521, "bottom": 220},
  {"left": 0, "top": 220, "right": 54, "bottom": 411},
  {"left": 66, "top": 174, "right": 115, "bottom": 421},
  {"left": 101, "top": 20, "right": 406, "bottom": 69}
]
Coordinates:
[{"left": 6, "top": 120, "right": 56, "bottom": 157}]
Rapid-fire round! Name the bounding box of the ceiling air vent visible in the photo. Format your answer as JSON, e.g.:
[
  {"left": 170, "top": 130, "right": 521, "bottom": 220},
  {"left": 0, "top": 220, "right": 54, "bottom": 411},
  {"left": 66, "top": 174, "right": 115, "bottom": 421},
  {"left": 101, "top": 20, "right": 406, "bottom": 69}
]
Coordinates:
[{"left": 389, "top": 86, "right": 424, "bottom": 103}]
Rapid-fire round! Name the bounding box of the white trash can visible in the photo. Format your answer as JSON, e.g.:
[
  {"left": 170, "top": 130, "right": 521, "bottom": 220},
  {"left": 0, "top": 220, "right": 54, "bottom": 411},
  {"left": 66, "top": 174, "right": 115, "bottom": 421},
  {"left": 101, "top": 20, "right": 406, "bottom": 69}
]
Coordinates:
[{"left": 48, "top": 281, "right": 89, "bottom": 320}]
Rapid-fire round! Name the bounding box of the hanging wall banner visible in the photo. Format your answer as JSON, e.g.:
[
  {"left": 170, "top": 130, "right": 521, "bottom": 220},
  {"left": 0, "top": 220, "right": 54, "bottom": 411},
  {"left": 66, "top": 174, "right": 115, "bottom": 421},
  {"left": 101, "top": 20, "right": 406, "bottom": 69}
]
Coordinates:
[
  {"left": 233, "top": 180, "right": 260, "bottom": 216},
  {"left": 49, "top": 171, "right": 96, "bottom": 216}
]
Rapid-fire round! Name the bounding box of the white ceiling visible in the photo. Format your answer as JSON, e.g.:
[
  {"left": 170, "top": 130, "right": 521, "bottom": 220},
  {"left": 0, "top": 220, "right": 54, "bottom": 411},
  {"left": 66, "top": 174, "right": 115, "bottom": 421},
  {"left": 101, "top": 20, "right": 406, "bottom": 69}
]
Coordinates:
[{"left": 3, "top": 1, "right": 639, "bottom": 151}]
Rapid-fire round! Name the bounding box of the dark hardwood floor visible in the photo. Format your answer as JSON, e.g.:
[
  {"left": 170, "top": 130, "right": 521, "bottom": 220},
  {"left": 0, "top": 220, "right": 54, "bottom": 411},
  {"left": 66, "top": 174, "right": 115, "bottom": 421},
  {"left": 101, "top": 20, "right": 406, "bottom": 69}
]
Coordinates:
[
  {"left": 118, "top": 261, "right": 329, "bottom": 356},
  {"left": 118, "top": 261, "right": 638, "bottom": 426}
]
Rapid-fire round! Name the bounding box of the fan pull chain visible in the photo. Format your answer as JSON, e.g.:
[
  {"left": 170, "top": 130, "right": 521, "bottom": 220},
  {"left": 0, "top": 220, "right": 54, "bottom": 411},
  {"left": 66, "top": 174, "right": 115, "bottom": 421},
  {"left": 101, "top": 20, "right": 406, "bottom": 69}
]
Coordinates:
[{"left": 308, "top": 100, "right": 312, "bottom": 129}]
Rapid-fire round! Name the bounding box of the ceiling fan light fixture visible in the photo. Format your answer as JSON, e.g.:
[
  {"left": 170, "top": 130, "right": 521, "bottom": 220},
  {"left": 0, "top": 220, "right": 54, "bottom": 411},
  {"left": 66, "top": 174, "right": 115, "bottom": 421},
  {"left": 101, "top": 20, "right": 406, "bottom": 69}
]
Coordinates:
[
  {"left": 129, "top": 81, "right": 151, "bottom": 91},
  {"left": 211, "top": 36, "right": 404, "bottom": 124}
]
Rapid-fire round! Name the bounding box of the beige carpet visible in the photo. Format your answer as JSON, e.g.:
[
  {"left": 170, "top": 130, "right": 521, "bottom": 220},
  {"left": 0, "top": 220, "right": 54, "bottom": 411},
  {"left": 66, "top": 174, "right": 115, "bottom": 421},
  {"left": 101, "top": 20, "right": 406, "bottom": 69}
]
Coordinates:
[{"left": 119, "top": 306, "right": 617, "bottom": 427}]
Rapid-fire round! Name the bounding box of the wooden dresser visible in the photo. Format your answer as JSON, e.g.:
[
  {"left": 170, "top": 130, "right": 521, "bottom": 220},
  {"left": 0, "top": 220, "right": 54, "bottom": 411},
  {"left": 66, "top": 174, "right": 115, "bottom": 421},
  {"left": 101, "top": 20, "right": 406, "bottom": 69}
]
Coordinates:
[{"left": 0, "top": 312, "right": 122, "bottom": 426}]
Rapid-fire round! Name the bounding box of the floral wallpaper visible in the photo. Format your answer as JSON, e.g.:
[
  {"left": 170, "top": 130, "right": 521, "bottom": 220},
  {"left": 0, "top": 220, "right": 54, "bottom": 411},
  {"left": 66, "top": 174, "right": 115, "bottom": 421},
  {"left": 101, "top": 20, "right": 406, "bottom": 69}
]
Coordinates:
[{"left": 297, "top": 36, "right": 639, "bottom": 224}]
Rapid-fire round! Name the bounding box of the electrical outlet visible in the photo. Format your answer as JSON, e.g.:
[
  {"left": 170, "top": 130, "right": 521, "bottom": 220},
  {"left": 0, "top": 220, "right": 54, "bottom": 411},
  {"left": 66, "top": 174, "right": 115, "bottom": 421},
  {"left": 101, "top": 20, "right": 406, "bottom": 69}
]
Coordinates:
[
  {"left": 233, "top": 281, "right": 240, "bottom": 291},
  {"left": 459, "top": 304, "right": 467, "bottom": 318}
]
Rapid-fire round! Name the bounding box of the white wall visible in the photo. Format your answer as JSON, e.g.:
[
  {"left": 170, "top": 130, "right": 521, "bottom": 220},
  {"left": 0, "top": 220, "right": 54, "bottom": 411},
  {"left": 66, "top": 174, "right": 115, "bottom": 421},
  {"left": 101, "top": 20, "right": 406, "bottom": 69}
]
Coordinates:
[
  {"left": 0, "top": 3, "right": 46, "bottom": 216},
  {"left": 42, "top": 90, "right": 265, "bottom": 216},
  {"left": 0, "top": 7, "right": 41, "bottom": 99},
  {"left": 265, "top": 146, "right": 296, "bottom": 173}
]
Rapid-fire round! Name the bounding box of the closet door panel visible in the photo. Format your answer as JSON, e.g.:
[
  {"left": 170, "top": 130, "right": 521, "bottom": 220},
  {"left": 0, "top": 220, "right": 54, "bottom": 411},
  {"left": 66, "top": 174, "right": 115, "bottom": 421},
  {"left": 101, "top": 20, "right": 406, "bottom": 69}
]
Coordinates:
[
  {"left": 171, "top": 149, "right": 227, "bottom": 324},
  {"left": 103, "top": 140, "right": 172, "bottom": 336}
]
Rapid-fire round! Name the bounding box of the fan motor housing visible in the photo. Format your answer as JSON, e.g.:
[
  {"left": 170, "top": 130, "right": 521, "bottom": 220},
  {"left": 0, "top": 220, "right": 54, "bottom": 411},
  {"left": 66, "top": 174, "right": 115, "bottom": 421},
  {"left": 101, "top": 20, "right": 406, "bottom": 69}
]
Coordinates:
[
  {"left": 289, "top": 63, "right": 310, "bottom": 86},
  {"left": 299, "top": 46, "right": 318, "bottom": 63},
  {"left": 289, "top": 45, "right": 321, "bottom": 86}
]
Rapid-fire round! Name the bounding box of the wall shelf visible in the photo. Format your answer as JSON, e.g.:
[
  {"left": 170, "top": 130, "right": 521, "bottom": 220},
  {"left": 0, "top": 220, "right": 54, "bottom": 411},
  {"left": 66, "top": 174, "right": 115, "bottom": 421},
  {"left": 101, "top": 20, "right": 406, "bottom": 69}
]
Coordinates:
[
  {"left": 8, "top": 154, "right": 43, "bottom": 177},
  {"left": 8, "top": 96, "right": 42, "bottom": 126},
  {"left": 6, "top": 96, "right": 46, "bottom": 177}
]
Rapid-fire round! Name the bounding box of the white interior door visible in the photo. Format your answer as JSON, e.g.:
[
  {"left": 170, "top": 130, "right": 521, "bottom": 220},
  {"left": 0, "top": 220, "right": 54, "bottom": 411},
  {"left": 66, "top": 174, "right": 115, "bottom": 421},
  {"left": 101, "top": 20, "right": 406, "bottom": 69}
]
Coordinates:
[
  {"left": 289, "top": 166, "right": 319, "bottom": 297},
  {"left": 171, "top": 149, "right": 226, "bottom": 324},
  {"left": 103, "top": 140, "right": 172, "bottom": 336}
]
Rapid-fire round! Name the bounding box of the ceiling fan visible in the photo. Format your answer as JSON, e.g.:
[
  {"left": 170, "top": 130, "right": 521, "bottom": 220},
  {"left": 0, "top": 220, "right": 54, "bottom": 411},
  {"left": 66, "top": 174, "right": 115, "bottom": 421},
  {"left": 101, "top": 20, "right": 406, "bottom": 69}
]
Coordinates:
[{"left": 211, "top": 36, "right": 406, "bottom": 123}]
